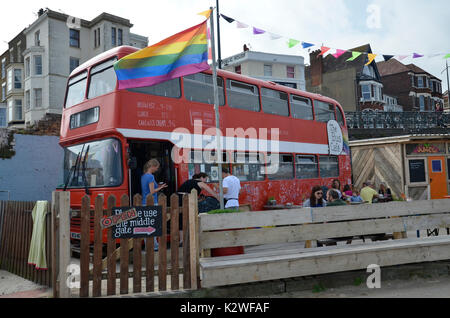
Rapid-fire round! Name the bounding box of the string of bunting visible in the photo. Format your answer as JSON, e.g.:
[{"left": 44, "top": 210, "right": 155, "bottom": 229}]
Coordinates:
[{"left": 219, "top": 13, "right": 450, "bottom": 65}]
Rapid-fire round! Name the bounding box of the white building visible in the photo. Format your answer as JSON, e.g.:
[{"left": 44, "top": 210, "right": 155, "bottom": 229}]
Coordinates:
[
  {"left": 383, "top": 94, "right": 403, "bottom": 112},
  {"left": 19, "top": 9, "right": 148, "bottom": 126},
  {"left": 222, "top": 49, "right": 306, "bottom": 91}
]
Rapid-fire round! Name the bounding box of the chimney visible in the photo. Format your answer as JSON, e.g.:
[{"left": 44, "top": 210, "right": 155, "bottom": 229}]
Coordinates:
[
  {"left": 38, "top": 8, "right": 44, "bottom": 17},
  {"left": 309, "top": 49, "right": 323, "bottom": 87}
]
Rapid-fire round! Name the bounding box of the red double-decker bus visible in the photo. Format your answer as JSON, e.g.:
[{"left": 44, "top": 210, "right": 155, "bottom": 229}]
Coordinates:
[{"left": 59, "top": 46, "right": 351, "bottom": 241}]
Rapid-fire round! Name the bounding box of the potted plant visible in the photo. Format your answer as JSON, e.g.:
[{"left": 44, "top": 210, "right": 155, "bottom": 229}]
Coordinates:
[
  {"left": 267, "top": 196, "right": 277, "bottom": 206},
  {"left": 207, "top": 208, "right": 245, "bottom": 257}
]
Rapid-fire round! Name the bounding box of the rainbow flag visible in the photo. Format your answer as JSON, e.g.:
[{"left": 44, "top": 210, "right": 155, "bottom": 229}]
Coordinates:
[{"left": 114, "top": 20, "right": 209, "bottom": 89}]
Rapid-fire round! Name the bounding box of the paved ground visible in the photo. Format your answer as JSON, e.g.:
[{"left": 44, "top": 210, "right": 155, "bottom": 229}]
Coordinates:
[{"left": 0, "top": 270, "right": 51, "bottom": 298}]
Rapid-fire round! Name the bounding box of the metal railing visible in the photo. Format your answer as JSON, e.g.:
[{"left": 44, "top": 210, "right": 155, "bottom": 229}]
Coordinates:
[{"left": 345, "top": 111, "right": 450, "bottom": 131}]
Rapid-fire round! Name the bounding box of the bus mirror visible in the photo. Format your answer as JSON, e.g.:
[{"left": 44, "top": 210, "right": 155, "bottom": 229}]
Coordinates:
[{"left": 128, "top": 157, "right": 137, "bottom": 170}]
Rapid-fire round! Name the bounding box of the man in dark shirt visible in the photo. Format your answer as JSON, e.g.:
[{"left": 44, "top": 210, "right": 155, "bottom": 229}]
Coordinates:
[{"left": 326, "top": 189, "right": 347, "bottom": 206}]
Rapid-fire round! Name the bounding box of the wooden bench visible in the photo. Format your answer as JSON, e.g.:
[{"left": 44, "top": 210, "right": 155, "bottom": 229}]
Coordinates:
[{"left": 197, "top": 199, "right": 450, "bottom": 288}]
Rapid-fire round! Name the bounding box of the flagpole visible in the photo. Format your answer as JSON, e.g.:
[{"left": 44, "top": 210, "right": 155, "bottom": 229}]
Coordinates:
[
  {"left": 209, "top": 7, "right": 225, "bottom": 209},
  {"left": 216, "top": 0, "right": 222, "bottom": 69}
]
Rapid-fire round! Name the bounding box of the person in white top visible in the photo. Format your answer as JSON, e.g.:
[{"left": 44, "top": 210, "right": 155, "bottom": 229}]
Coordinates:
[{"left": 222, "top": 167, "right": 241, "bottom": 210}]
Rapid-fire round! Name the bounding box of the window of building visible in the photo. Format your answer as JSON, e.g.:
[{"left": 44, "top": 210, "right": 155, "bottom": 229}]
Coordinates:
[
  {"left": 261, "top": 87, "right": 289, "bottom": 117},
  {"left": 184, "top": 73, "right": 224, "bottom": 105},
  {"left": 296, "top": 155, "right": 318, "bottom": 179},
  {"left": 319, "top": 156, "right": 339, "bottom": 178},
  {"left": 17, "top": 43, "right": 22, "bottom": 63},
  {"left": 34, "top": 88, "right": 42, "bottom": 108},
  {"left": 1, "top": 58, "right": 5, "bottom": 79},
  {"left": 264, "top": 64, "right": 272, "bottom": 77},
  {"left": 70, "top": 29, "right": 80, "bottom": 48},
  {"left": 419, "top": 95, "right": 425, "bottom": 111},
  {"left": 25, "top": 57, "right": 30, "bottom": 78},
  {"left": 286, "top": 66, "right": 295, "bottom": 78},
  {"left": 9, "top": 48, "right": 14, "bottom": 63},
  {"left": 8, "top": 100, "right": 12, "bottom": 122},
  {"left": 314, "top": 100, "right": 335, "bottom": 123},
  {"left": 267, "top": 154, "right": 294, "bottom": 180},
  {"left": 234, "top": 65, "right": 241, "bottom": 74},
  {"left": 418, "top": 76, "right": 424, "bottom": 88},
  {"left": 7, "top": 69, "right": 12, "bottom": 92},
  {"left": 88, "top": 58, "right": 117, "bottom": 99},
  {"left": 111, "top": 27, "right": 116, "bottom": 46},
  {"left": 34, "top": 30, "right": 40, "bottom": 46},
  {"left": 70, "top": 57, "right": 80, "bottom": 73},
  {"left": 291, "top": 95, "right": 313, "bottom": 120},
  {"left": 361, "top": 84, "right": 371, "bottom": 100},
  {"left": 118, "top": 29, "right": 123, "bottom": 46},
  {"left": 25, "top": 90, "right": 30, "bottom": 110},
  {"left": 1, "top": 83, "right": 5, "bottom": 101},
  {"left": 14, "top": 99, "right": 22, "bottom": 120},
  {"left": 0, "top": 107, "right": 6, "bottom": 127},
  {"left": 226, "top": 80, "right": 260, "bottom": 112},
  {"left": 14, "top": 69, "right": 22, "bottom": 89},
  {"left": 231, "top": 152, "right": 265, "bottom": 182},
  {"left": 34, "top": 55, "right": 42, "bottom": 75}
]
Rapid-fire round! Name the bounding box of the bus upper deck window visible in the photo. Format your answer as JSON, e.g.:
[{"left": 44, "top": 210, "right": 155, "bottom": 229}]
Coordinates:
[
  {"left": 314, "top": 100, "right": 335, "bottom": 123},
  {"left": 88, "top": 58, "right": 117, "bottom": 99},
  {"left": 65, "top": 71, "right": 87, "bottom": 108},
  {"left": 336, "top": 106, "right": 345, "bottom": 127}
]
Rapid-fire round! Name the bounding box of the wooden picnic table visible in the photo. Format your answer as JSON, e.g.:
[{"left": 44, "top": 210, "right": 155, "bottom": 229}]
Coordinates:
[{"left": 263, "top": 204, "right": 302, "bottom": 210}]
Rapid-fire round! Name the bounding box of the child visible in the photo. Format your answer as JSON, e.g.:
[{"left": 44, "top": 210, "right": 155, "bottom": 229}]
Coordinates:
[{"left": 351, "top": 189, "right": 364, "bottom": 203}]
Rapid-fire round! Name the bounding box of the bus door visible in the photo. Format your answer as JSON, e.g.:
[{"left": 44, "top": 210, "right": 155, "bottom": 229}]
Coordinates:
[{"left": 128, "top": 140, "right": 176, "bottom": 204}]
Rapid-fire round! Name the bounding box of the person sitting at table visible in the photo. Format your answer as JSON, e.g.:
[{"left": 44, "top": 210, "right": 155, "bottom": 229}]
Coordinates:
[
  {"left": 360, "top": 181, "right": 379, "bottom": 204},
  {"left": 326, "top": 189, "right": 347, "bottom": 206},
  {"left": 303, "top": 185, "right": 327, "bottom": 207},
  {"left": 350, "top": 189, "right": 364, "bottom": 203},
  {"left": 378, "top": 182, "right": 393, "bottom": 202},
  {"left": 342, "top": 184, "right": 353, "bottom": 200},
  {"left": 331, "top": 179, "right": 342, "bottom": 199}
]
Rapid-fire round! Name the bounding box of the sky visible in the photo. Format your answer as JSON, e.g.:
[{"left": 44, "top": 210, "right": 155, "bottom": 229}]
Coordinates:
[{"left": 1, "top": 0, "right": 449, "bottom": 90}]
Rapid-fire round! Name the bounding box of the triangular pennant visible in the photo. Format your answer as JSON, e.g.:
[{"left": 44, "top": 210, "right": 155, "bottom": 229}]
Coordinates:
[
  {"left": 220, "top": 14, "right": 235, "bottom": 23},
  {"left": 332, "top": 49, "right": 347, "bottom": 59},
  {"left": 288, "top": 39, "right": 300, "bottom": 48},
  {"left": 444, "top": 53, "right": 450, "bottom": 59},
  {"left": 365, "top": 53, "right": 377, "bottom": 65},
  {"left": 413, "top": 53, "right": 424, "bottom": 59},
  {"left": 301, "top": 42, "right": 314, "bottom": 49},
  {"left": 346, "top": 51, "right": 362, "bottom": 61},
  {"left": 268, "top": 33, "right": 282, "bottom": 40},
  {"left": 318, "top": 46, "right": 330, "bottom": 56},
  {"left": 253, "top": 27, "right": 266, "bottom": 35},
  {"left": 397, "top": 55, "right": 409, "bottom": 60},
  {"left": 197, "top": 9, "right": 212, "bottom": 19},
  {"left": 383, "top": 55, "right": 394, "bottom": 61},
  {"left": 236, "top": 21, "right": 249, "bottom": 28}
]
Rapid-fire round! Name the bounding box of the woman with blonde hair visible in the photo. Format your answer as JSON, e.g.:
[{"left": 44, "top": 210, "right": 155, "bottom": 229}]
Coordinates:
[{"left": 141, "top": 159, "right": 167, "bottom": 205}]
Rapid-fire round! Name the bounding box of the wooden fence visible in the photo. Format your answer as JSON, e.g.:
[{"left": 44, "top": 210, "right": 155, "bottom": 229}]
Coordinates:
[
  {"left": 0, "top": 200, "right": 52, "bottom": 287},
  {"left": 75, "top": 191, "right": 198, "bottom": 297}
]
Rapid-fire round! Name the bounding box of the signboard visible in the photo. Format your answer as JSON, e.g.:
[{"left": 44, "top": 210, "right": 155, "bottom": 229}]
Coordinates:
[
  {"left": 108, "top": 206, "right": 162, "bottom": 239},
  {"left": 327, "top": 120, "right": 343, "bottom": 155}
]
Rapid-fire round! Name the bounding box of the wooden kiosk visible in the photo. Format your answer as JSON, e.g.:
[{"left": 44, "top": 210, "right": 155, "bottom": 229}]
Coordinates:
[{"left": 349, "top": 134, "right": 450, "bottom": 200}]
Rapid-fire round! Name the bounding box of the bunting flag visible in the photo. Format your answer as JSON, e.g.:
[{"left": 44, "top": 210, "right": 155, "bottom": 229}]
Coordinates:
[
  {"left": 114, "top": 19, "right": 209, "bottom": 90},
  {"left": 236, "top": 21, "right": 249, "bottom": 28},
  {"left": 288, "top": 39, "right": 300, "bottom": 48},
  {"left": 318, "top": 46, "right": 330, "bottom": 56},
  {"left": 301, "top": 42, "right": 314, "bottom": 49},
  {"left": 332, "top": 49, "right": 347, "bottom": 59},
  {"left": 219, "top": 12, "right": 450, "bottom": 63},
  {"left": 346, "top": 51, "right": 362, "bottom": 61},
  {"left": 365, "top": 53, "right": 377, "bottom": 65},
  {"left": 253, "top": 27, "right": 266, "bottom": 35},
  {"left": 220, "top": 14, "right": 235, "bottom": 23}
]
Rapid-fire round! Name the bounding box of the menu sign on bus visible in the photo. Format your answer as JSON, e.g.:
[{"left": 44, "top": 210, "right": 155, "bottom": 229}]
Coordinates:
[
  {"left": 105, "top": 206, "right": 162, "bottom": 239},
  {"left": 327, "top": 120, "right": 344, "bottom": 156}
]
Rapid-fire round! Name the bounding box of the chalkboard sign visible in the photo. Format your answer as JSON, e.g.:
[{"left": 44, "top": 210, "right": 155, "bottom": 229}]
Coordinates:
[
  {"left": 111, "top": 206, "right": 162, "bottom": 239},
  {"left": 408, "top": 159, "right": 426, "bottom": 183}
]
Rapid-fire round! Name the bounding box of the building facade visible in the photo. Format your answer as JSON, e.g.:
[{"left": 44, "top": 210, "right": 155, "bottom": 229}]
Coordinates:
[
  {"left": 2, "top": 8, "right": 148, "bottom": 128},
  {"left": 377, "top": 59, "right": 443, "bottom": 112},
  {"left": 222, "top": 49, "right": 306, "bottom": 91},
  {"left": 444, "top": 90, "right": 449, "bottom": 113},
  {"left": 305, "top": 44, "right": 385, "bottom": 112}
]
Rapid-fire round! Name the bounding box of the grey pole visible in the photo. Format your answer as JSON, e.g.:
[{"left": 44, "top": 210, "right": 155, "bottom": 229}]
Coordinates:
[{"left": 209, "top": 7, "right": 225, "bottom": 209}]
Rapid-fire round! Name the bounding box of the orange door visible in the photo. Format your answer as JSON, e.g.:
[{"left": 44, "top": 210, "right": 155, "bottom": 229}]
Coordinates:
[{"left": 428, "top": 157, "right": 448, "bottom": 199}]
